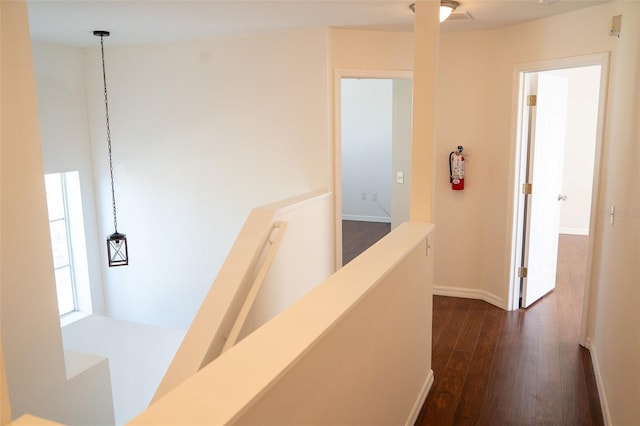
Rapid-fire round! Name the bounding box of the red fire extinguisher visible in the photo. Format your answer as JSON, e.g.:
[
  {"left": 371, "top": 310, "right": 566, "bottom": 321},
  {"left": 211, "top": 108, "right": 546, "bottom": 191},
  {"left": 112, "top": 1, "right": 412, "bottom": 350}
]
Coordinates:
[{"left": 449, "top": 146, "right": 465, "bottom": 190}]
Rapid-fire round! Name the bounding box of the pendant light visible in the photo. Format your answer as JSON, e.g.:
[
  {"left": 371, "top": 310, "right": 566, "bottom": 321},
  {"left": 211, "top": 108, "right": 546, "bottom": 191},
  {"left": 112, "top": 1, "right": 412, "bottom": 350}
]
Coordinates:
[{"left": 94, "top": 30, "right": 129, "bottom": 267}]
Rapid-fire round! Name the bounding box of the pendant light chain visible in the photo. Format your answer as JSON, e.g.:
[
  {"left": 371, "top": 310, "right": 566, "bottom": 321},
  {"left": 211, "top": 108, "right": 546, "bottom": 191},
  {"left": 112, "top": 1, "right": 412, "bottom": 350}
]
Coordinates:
[
  {"left": 99, "top": 34, "right": 119, "bottom": 234},
  {"left": 96, "top": 30, "right": 128, "bottom": 267}
]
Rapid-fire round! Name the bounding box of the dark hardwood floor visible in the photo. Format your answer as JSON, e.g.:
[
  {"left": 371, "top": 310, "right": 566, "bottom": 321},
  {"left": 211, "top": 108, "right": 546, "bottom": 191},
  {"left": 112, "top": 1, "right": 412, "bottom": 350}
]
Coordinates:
[
  {"left": 342, "top": 223, "right": 602, "bottom": 425},
  {"left": 415, "top": 234, "right": 603, "bottom": 426},
  {"left": 341, "top": 220, "right": 390, "bottom": 265}
]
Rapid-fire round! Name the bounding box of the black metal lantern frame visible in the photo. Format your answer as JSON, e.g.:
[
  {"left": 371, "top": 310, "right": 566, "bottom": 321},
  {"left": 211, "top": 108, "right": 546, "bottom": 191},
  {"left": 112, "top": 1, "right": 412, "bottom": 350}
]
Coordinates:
[
  {"left": 107, "top": 232, "right": 128, "bottom": 267},
  {"left": 95, "top": 30, "right": 129, "bottom": 267}
]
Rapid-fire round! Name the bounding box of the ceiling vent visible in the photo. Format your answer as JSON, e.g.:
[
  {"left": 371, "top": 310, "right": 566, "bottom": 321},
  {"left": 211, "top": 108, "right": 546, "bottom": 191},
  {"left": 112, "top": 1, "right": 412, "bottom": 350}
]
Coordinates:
[{"left": 448, "top": 11, "right": 474, "bottom": 21}]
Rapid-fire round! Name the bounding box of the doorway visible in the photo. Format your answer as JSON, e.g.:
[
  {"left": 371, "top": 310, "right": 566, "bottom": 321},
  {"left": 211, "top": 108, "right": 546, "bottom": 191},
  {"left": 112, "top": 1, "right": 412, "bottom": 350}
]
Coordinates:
[
  {"left": 333, "top": 70, "right": 412, "bottom": 267},
  {"left": 509, "top": 55, "right": 608, "bottom": 344}
]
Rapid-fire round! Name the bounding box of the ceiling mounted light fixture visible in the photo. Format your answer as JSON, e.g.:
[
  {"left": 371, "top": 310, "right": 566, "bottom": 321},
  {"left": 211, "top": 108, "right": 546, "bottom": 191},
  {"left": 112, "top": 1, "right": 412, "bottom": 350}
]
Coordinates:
[
  {"left": 439, "top": 0, "right": 459, "bottom": 22},
  {"left": 410, "top": 0, "right": 460, "bottom": 23},
  {"left": 94, "top": 30, "right": 129, "bottom": 267}
]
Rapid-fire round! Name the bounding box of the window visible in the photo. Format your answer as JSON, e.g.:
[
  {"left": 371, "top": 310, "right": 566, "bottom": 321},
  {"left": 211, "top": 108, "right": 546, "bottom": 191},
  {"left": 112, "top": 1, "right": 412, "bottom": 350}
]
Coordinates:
[{"left": 44, "top": 171, "right": 91, "bottom": 318}]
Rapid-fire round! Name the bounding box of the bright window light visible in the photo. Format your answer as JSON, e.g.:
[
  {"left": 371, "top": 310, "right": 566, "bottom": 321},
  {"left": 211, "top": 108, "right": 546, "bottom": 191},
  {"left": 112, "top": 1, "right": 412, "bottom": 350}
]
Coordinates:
[{"left": 44, "top": 171, "right": 91, "bottom": 318}]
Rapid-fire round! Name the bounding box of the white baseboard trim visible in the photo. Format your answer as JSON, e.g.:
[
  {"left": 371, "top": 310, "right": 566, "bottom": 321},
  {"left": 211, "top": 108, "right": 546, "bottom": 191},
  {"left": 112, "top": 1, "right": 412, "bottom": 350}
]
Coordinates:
[
  {"left": 342, "top": 214, "right": 391, "bottom": 223},
  {"left": 584, "top": 339, "right": 612, "bottom": 425},
  {"left": 406, "top": 369, "right": 433, "bottom": 426},
  {"left": 560, "top": 227, "right": 589, "bottom": 236},
  {"left": 433, "top": 285, "right": 505, "bottom": 309}
]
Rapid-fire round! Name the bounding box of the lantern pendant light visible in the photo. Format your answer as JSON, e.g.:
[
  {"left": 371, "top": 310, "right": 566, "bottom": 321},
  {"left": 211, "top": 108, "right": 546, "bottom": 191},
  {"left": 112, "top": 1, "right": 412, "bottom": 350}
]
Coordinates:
[{"left": 95, "top": 30, "right": 129, "bottom": 267}]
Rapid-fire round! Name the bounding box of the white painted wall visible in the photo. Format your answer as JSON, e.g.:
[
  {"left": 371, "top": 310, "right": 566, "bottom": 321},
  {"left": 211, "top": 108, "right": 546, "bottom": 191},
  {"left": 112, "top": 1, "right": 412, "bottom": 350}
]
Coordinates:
[
  {"left": 32, "top": 30, "right": 333, "bottom": 422},
  {"left": 338, "top": 77, "right": 412, "bottom": 227},
  {"left": 16, "top": 4, "right": 638, "bottom": 424},
  {"left": 1, "top": 339, "right": 10, "bottom": 425},
  {"left": 235, "top": 225, "right": 433, "bottom": 425},
  {"left": 328, "top": 28, "right": 414, "bottom": 267},
  {"left": 239, "top": 193, "right": 335, "bottom": 339},
  {"left": 329, "top": 30, "right": 415, "bottom": 227},
  {"left": 435, "top": 2, "right": 639, "bottom": 423},
  {"left": 341, "top": 78, "right": 393, "bottom": 222},
  {"left": 329, "top": 29, "right": 414, "bottom": 71},
  {"left": 586, "top": 3, "right": 640, "bottom": 424},
  {"left": 32, "top": 43, "right": 106, "bottom": 315},
  {"left": 77, "top": 29, "right": 331, "bottom": 330},
  {"left": 409, "top": 0, "right": 439, "bottom": 223},
  {"left": 436, "top": 2, "right": 621, "bottom": 303},
  {"left": 0, "top": 2, "right": 113, "bottom": 424},
  {"left": 62, "top": 315, "right": 184, "bottom": 425},
  {"left": 551, "top": 66, "right": 600, "bottom": 235},
  {"left": 132, "top": 223, "right": 434, "bottom": 425},
  {"left": 433, "top": 29, "right": 498, "bottom": 303},
  {"left": 391, "top": 79, "right": 413, "bottom": 229},
  {"left": 154, "top": 192, "right": 335, "bottom": 402}
]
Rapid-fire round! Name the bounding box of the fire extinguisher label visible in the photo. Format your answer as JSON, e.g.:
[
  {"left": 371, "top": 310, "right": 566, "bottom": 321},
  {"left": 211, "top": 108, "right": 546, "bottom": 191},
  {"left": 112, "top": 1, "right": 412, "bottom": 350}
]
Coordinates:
[{"left": 450, "top": 148, "right": 465, "bottom": 190}]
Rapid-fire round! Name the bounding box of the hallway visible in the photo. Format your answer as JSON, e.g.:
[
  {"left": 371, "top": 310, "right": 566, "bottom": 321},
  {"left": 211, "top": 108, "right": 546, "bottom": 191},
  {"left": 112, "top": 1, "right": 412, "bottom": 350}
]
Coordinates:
[
  {"left": 415, "top": 234, "right": 603, "bottom": 425},
  {"left": 341, "top": 223, "right": 603, "bottom": 425}
]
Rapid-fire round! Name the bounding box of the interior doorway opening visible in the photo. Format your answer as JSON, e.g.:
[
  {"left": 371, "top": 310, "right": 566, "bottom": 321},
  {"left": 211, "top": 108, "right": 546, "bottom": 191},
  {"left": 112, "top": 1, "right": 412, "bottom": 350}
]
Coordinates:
[
  {"left": 333, "top": 71, "right": 412, "bottom": 268},
  {"left": 509, "top": 54, "right": 609, "bottom": 345}
]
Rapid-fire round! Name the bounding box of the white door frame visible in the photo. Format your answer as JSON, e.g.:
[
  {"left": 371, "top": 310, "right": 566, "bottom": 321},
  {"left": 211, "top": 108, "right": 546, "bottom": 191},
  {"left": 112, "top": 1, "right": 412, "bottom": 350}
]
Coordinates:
[
  {"left": 333, "top": 69, "right": 413, "bottom": 269},
  {"left": 506, "top": 53, "right": 610, "bottom": 347}
]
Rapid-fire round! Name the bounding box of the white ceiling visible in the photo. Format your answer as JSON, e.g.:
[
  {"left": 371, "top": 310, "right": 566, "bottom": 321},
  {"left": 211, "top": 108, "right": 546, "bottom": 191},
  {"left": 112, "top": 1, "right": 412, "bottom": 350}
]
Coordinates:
[{"left": 27, "top": 0, "right": 609, "bottom": 47}]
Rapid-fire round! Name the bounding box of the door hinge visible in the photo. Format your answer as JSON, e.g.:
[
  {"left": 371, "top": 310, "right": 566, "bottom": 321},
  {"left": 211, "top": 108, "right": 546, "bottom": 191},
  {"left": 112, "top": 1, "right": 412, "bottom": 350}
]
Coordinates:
[
  {"left": 527, "top": 95, "right": 537, "bottom": 107},
  {"left": 522, "top": 183, "right": 532, "bottom": 195},
  {"left": 518, "top": 267, "right": 528, "bottom": 278}
]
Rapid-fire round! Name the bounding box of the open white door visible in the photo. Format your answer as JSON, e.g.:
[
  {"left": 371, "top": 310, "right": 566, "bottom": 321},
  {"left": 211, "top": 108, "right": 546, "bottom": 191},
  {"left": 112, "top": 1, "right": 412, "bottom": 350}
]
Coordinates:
[{"left": 521, "top": 72, "right": 569, "bottom": 308}]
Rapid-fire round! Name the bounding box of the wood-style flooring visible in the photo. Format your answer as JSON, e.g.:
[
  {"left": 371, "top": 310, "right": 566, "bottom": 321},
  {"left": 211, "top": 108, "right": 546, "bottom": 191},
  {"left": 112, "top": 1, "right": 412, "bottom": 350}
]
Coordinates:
[
  {"left": 341, "top": 220, "right": 390, "bottom": 265},
  {"left": 415, "top": 234, "right": 603, "bottom": 425},
  {"left": 341, "top": 222, "right": 603, "bottom": 425}
]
